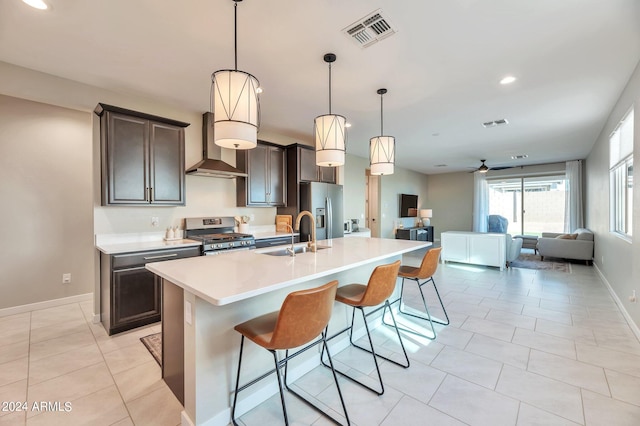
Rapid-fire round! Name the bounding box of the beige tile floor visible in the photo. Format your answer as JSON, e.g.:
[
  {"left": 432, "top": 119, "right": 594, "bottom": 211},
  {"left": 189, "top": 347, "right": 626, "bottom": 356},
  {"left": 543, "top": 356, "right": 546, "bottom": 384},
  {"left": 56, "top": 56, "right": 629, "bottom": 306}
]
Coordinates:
[
  {"left": 0, "top": 301, "right": 180, "bottom": 426},
  {"left": 1, "top": 249, "right": 640, "bottom": 425},
  {"left": 235, "top": 250, "right": 640, "bottom": 426}
]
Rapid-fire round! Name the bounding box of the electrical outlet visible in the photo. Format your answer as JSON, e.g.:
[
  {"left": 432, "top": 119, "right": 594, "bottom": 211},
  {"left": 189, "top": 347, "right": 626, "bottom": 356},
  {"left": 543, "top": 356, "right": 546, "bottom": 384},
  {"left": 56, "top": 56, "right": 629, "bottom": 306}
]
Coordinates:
[
  {"left": 62, "top": 273, "right": 71, "bottom": 284},
  {"left": 249, "top": 214, "right": 255, "bottom": 221},
  {"left": 629, "top": 290, "right": 637, "bottom": 303},
  {"left": 151, "top": 217, "right": 159, "bottom": 227}
]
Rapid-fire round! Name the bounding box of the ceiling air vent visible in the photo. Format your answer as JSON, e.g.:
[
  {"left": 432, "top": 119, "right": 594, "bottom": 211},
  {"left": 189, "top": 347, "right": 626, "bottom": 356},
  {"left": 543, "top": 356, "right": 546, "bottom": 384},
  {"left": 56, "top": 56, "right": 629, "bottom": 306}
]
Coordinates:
[
  {"left": 482, "top": 118, "right": 509, "bottom": 128},
  {"left": 342, "top": 9, "right": 396, "bottom": 48}
]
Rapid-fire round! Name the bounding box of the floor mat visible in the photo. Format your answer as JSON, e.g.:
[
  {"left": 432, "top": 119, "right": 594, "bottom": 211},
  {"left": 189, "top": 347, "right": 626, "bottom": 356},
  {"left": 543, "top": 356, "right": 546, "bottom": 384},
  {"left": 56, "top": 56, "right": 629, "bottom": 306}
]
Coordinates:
[
  {"left": 509, "top": 253, "right": 572, "bottom": 272},
  {"left": 140, "top": 332, "right": 162, "bottom": 366}
]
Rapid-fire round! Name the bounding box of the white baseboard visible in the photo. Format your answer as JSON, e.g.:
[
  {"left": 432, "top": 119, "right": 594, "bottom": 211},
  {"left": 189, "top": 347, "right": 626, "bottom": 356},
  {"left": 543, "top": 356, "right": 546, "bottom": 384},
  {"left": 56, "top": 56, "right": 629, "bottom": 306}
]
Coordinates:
[
  {"left": 181, "top": 410, "right": 196, "bottom": 426},
  {"left": 593, "top": 264, "right": 640, "bottom": 341},
  {"left": 0, "top": 293, "right": 93, "bottom": 318}
]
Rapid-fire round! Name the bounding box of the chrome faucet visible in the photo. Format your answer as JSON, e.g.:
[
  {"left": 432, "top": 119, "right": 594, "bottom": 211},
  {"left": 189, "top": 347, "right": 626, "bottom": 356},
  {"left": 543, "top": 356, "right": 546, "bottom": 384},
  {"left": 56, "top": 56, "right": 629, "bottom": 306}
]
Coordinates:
[
  {"left": 295, "top": 210, "right": 317, "bottom": 252},
  {"left": 283, "top": 223, "right": 296, "bottom": 257}
]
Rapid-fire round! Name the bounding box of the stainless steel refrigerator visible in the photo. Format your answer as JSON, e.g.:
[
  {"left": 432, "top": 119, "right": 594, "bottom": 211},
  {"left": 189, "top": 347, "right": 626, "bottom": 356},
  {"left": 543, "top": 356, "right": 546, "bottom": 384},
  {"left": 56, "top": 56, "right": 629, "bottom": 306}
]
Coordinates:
[{"left": 299, "top": 182, "right": 344, "bottom": 242}]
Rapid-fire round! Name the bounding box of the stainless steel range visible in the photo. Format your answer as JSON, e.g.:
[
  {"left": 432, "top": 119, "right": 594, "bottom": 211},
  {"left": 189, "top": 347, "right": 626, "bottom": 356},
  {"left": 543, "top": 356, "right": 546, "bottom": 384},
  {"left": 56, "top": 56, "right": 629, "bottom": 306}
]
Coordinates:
[{"left": 185, "top": 217, "right": 255, "bottom": 255}]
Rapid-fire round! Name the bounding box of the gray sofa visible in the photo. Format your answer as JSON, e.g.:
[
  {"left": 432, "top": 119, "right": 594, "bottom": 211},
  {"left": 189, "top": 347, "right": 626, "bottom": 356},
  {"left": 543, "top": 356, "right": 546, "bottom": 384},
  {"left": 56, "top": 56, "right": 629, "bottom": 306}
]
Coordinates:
[{"left": 536, "top": 228, "right": 594, "bottom": 264}]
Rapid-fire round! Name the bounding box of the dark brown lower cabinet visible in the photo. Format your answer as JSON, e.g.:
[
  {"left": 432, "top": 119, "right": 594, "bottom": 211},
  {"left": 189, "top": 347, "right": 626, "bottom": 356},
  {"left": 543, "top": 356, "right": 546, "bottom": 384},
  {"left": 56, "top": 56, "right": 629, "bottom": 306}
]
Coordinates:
[
  {"left": 111, "top": 266, "right": 161, "bottom": 333},
  {"left": 100, "top": 247, "right": 200, "bottom": 335}
]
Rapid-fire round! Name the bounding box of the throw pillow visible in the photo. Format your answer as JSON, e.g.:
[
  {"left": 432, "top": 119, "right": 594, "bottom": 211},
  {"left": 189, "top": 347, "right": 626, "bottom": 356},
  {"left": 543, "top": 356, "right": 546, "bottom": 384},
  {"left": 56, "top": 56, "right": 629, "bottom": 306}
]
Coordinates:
[{"left": 555, "top": 233, "right": 578, "bottom": 240}]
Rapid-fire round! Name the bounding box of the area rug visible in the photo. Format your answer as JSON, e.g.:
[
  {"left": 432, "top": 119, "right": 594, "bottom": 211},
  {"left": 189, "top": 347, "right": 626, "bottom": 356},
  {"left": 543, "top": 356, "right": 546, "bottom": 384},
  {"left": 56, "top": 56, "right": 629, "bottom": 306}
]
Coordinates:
[
  {"left": 510, "top": 253, "right": 572, "bottom": 273},
  {"left": 140, "top": 333, "right": 162, "bottom": 366}
]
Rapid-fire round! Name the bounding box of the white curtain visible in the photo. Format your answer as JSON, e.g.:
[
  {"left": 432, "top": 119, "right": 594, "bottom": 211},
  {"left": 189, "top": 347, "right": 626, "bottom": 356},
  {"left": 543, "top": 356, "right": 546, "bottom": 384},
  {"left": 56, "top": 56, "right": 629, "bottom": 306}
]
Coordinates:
[
  {"left": 564, "top": 160, "right": 584, "bottom": 232},
  {"left": 473, "top": 172, "right": 489, "bottom": 232}
]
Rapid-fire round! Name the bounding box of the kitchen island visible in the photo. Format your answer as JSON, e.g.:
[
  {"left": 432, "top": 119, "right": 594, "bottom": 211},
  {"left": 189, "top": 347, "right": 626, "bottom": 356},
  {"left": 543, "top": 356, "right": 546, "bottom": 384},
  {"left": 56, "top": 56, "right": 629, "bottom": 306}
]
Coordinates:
[{"left": 147, "top": 237, "right": 430, "bottom": 426}]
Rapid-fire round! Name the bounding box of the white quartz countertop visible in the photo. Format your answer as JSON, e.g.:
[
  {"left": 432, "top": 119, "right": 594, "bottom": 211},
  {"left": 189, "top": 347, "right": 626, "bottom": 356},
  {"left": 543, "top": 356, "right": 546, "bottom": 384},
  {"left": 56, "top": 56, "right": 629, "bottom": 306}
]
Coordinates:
[
  {"left": 146, "top": 237, "right": 430, "bottom": 306},
  {"left": 96, "top": 238, "right": 202, "bottom": 254}
]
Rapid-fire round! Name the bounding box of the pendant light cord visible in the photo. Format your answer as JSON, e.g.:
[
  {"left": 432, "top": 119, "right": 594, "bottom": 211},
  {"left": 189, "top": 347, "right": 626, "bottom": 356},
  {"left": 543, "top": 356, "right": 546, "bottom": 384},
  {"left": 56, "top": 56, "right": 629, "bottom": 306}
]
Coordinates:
[
  {"left": 328, "top": 62, "right": 332, "bottom": 114},
  {"left": 380, "top": 92, "right": 384, "bottom": 135},
  {"left": 234, "top": 0, "right": 238, "bottom": 71}
]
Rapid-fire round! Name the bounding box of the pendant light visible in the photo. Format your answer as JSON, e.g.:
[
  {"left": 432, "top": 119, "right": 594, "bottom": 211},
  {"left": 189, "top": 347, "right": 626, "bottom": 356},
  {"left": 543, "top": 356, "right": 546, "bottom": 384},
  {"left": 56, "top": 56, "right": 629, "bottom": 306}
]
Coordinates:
[
  {"left": 369, "top": 88, "right": 395, "bottom": 175},
  {"left": 315, "top": 53, "right": 347, "bottom": 167},
  {"left": 211, "top": 0, "right": 261, "bottom": 150}
]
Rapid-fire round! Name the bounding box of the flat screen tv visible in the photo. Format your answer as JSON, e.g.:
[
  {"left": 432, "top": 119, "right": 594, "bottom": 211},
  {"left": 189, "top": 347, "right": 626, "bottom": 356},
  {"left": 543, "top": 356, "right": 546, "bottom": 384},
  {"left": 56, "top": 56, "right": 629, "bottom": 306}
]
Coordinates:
[{"left": 399, "top": 194, "right": 418, "bottom": 217}]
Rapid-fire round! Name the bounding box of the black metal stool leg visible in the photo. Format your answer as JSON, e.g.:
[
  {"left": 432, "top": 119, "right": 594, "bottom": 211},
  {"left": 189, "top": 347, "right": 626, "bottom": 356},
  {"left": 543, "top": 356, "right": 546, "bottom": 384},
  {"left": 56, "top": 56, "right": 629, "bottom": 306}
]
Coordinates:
[
  {"left": 384, "top": 277, "right": 437, "bottom": 339},
  {"left": 322, "top": 303, "right": 412, "bottom": 395},
  {"left": 402, "top": 276, "right": 449, "bottom": 326},
  {"left": 284, "top": 330, "right": 350, "bottom": 425},
  {"left": 272, "top": 350, "right": 290, "bottom": 426},
  {"left": 352, "top": 301, "right": 410, "bottom": 368},
  {"left": 231, "top": 335, "right": 245, "bottom": 426},
  {"left": 319, "top": 330, "right": 351, "bottom": 425},
  {"left": 429, "top": 276, "right": 450, "bottom": 326}
]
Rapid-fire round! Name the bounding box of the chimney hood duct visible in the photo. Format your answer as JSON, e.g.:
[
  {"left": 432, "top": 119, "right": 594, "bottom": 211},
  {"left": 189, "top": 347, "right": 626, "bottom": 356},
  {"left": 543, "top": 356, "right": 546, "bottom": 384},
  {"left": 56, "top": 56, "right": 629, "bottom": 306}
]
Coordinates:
[{"left": 186, "top": 112, "right": 248, "bottom": 178}]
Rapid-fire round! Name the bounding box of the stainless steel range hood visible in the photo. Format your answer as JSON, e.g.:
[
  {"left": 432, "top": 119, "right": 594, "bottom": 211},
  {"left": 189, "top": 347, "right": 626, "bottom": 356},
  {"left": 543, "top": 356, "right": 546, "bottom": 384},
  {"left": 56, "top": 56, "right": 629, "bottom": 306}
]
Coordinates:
[{"left": 186, "top": 112, "right": 248, "bottom": 178}]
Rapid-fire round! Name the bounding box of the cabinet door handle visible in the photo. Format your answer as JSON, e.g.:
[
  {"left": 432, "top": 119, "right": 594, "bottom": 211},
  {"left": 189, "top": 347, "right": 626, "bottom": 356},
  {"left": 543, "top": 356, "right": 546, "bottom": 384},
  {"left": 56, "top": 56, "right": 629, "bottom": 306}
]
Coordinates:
[
  {"left": 149, "top": 187, "right": 153, "bottom": 203},
  {"left": 143, "top": 253, "right": 178, "bottom": 260}
]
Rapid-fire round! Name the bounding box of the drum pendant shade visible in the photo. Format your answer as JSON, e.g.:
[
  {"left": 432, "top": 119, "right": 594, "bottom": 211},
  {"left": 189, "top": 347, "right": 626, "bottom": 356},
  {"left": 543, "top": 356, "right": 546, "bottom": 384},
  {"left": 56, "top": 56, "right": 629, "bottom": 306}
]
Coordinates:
[
  {"left": 211, "top": 0, "right": 261, "bottom": 150},
  {"left": 315, "top": 53, "right": 346, "bottom": 167},
  {"left": 370, "top": 88, "right": 395, "bottom": 175}
]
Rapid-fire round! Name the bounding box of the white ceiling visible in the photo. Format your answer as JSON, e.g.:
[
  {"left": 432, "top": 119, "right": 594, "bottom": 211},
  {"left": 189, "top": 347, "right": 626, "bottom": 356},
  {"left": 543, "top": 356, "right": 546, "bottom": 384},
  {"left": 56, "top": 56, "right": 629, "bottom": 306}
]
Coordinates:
[{"left": 1, "top": 0, "right": 640, "bottom": 174}]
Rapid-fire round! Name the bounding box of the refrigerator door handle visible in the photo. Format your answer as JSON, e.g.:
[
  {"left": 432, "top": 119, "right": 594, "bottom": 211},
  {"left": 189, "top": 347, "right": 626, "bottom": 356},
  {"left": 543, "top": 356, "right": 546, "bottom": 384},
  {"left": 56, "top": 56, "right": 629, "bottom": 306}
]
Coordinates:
[{"left": 326, "top": 197, "right": 332, "bottom": 237}]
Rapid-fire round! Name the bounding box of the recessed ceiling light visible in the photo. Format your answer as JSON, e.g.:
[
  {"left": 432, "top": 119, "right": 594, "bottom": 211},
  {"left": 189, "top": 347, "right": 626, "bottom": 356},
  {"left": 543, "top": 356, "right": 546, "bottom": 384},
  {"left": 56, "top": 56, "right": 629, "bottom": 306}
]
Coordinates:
[
  {"left": 22, "top": 0, "right": 48, "bottom": 10},
  {"left": 345, "top": 122, "right": 352, "bottom": 128},
  {"left": 500, "top": 75, "right": 517, "bottom": 85}
]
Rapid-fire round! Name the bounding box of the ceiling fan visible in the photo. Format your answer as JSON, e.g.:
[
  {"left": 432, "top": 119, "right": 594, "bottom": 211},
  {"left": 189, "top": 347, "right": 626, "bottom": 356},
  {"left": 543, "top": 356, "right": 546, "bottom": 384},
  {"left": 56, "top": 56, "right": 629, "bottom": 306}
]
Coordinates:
[
  {"left": 469, "top": 159, "right": 515, "bottom": 173},
  {"left": 476, "top": 159, "right": 490, "bottom": 173}
]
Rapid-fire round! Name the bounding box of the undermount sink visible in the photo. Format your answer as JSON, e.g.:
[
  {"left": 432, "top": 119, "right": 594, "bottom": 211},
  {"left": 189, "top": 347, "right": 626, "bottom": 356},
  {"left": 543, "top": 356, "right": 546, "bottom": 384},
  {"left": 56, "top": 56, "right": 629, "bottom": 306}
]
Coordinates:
[{"left": 261, "top": 245, "right": 329, "bottom": 256}]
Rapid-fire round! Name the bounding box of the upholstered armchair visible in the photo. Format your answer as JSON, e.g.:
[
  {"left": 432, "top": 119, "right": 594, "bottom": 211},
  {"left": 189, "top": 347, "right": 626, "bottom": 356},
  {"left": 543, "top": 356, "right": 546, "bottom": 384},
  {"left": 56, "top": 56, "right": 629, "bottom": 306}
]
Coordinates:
[
  {"left": 488, "top": 215, "right": 508, "bottom": 233},
  {"left": 506, "top": 235, "right": 523, "bottom": 267}
]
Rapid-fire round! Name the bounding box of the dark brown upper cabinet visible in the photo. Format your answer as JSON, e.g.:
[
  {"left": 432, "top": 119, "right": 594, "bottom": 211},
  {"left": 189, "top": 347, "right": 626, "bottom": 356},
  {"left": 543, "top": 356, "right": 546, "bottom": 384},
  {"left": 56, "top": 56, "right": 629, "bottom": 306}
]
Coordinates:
[
  {"left": 236, "top": 141, "right": 286, "bottom": 207},
  {"left": 95, "top": 104, "right": 189, "bottom": 206},
  {"left": 297, "top": 145, "right": 336, "bottom": 184}
]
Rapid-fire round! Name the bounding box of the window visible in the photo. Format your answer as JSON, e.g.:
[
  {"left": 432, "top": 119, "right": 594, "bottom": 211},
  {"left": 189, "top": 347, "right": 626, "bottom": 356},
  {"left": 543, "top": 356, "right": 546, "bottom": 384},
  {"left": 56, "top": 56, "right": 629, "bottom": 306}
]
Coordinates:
[
  {"left": 488, "top": 175, "right": 566, "bottom": 236},
  {"left": 610, "top": 108, "right": 634, "bottom": 237}
]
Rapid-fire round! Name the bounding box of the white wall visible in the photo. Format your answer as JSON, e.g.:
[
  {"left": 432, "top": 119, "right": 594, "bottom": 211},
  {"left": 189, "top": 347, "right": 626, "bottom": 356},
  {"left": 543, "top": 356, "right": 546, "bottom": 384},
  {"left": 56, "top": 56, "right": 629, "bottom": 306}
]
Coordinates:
[
  {"left": 585, "top": 60, "right": 640, "bottom": 329},
  {"left": 425, "top": 172, "right": 474, "bottom": 241},
  {"left": 0, "top": 95, "right": 93, "bottom": 309}
]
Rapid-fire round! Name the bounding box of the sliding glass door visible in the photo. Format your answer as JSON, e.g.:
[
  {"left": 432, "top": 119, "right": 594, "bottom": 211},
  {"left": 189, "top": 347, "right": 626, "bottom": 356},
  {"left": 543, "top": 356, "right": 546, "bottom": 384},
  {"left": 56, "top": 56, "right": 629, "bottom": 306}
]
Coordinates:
[{"left": 488, "top": 175, "right": 566, "bottom": 236}]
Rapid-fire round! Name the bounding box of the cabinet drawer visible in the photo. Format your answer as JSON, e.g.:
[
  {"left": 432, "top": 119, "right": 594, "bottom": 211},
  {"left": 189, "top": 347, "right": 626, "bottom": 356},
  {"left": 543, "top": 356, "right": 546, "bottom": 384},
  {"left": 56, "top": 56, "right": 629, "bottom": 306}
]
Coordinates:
[
  {"left": 255, "top": 235, "right": 300, "bottom": 248},
  {"left": 112, "top": 246, "right": 200, "bottom": 268}
]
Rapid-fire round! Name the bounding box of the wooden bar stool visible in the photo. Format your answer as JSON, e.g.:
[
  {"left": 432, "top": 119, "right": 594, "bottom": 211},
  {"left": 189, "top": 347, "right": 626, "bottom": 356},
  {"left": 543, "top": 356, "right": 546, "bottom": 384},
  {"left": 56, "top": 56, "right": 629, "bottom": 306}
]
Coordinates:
[
  {"left": 231, "top": 280, "right": 350, "bottom": 426},
  {"left": 322, "top": 260, "right": 409, "bottom": 395},
  {"left": 390, "top": 247, "right": 449, "bottom": 340}
]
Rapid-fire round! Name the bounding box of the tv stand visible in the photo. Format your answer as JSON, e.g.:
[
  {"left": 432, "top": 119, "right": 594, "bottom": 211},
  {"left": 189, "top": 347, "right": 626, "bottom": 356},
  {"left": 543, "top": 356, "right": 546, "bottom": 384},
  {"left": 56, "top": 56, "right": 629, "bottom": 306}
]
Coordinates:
[{"left": 395, "top": 226, "right": 434, "bottom": 242}]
